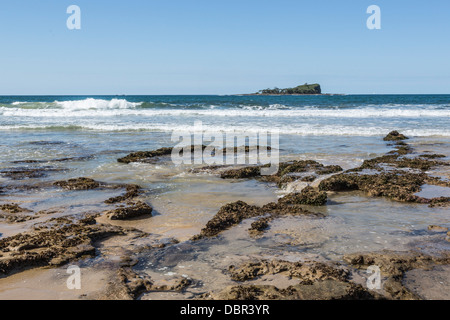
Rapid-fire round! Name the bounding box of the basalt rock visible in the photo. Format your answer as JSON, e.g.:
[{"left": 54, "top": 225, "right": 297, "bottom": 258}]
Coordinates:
[
  {"left": 105, "top": 184, "right": 142, "bottom": 204},
  {"left": 1, "top": 167, "right": 66, "bottom": 180},
  {"left": 277, "top": 161, "right": 343, "bottom": 179},
  {"left": 248, "top": 217, "right": 272, "bottom": 236},
  {"left": 220, "top": 160, "right": 343, "bottom": 188},
  {"left": 220, "top": 166, "right": 261, "bottom": 179},
  {"left": 191, "top": 201, "right": 261, "bottom": 240},
  {"left": 319, "top": 137, "right": 450, "bottom": 205},
  {"left": 419, "top": 154, "right": 446, "bottom": 159},
  {"left": 319, "top": 171, "right": 426, "bottom": 202},
  {"left": 99, "top": 267, "right": 192, "bottom": 300},
  {"left": 278, "top": 186, "right": 327, "bottom": 206},
  {"left": 0, "top": 203, "right": 36, "bottom": 224},
  {"left": 0, "top": 215, "right": 125, "bottom": 275},
  {"left": 210, "top": 259, "right": 380, "bottom": 300},
  {"left": 213, "top": 281, "right": 379, "bottom": 300},
  {"left": 118, "top": 147, "right": 174, "bottom": 164},
  {"left": 191, "top": 199, "right": 320, "bottom": 240},
  {"left": 54, "top": 177, "right": 101, "bottom": 190},
  {"left": 118, "top": 145, "right": 209, "bottom": 164},
  {"left": 0, "top": 203, "right": 30, "bottom": 214},
  {"left": 428, "top": 197, "right": 450, "bottom": 207},
  {"left": 344, "top": 251, "right": 450, "bottom": 300},
  {"left": 12, "top": 155, "right": 94, "bottom": 164},
  {"left": 228, "top": 260, "right": 349, "bottom": 283},
  {"left": 106, "top": 201, "right": 153, "bottom": 220},
  {"left": 384, "top": 131, "right": 409, "bottom": 141}
]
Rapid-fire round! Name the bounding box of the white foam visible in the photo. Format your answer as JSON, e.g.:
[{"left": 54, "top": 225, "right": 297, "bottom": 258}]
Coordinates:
[
  {"left": 54, "top": 98, "right": 141, "bottom": 110},
  {"left": 1, "top": 106, "right": 449, "bottom": 118}
]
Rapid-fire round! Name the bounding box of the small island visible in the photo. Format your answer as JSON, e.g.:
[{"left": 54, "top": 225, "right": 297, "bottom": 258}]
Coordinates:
[{"left": 256, "top": 83, "right": 322, "bottom": 95}]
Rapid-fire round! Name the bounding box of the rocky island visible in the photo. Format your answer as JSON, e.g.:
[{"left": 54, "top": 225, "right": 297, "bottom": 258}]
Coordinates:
[{"left": 255, "top": 83, "right": 322, "bottom": 95}]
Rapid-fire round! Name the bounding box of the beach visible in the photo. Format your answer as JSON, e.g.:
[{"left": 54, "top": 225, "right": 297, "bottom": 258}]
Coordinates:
[{"left": 0, "top": 94, "right": 449, "bottom": 300}]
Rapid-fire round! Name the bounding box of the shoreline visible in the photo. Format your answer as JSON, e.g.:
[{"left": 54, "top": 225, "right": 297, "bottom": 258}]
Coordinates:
[{"left": 0, "top": 130, "right": 449, "bottom": 300}]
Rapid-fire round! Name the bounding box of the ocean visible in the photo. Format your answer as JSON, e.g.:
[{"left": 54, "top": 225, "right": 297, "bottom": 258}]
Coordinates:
[{"left": 1, "top": 95, "right": 449, "bottom": 136}]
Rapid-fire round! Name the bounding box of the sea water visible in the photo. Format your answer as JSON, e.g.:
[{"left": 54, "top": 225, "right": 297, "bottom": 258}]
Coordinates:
[{"left": 0, "top": 95, "right": 449, "bottom": 291}]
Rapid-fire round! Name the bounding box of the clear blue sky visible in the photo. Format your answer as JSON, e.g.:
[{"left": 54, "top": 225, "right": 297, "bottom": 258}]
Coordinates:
[{"left": 0, "top": 0, "right": 449, "bottom": 95}]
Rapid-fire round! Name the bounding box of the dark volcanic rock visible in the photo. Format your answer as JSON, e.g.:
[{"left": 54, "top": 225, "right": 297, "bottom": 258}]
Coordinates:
[
  {"left": 1, "top": 167, "right": 65, "bottom": 180},
  {"left": 106, "top": 201, "right": 153, "bottom": 220},
  {"left": 192, "top": 201, "right": 261, "bottom": 239},
  {"left": 278, "top": 186, "right": 327, "bottom": 206},
  {"left": 0, "top": 203, "right": 36, "bottom": 223},
  {"left": 384, "top": 131, "right": 409, "bottom": 141},
  {"left": 228, "top": 260, "right": 349, "bottom": 283},
  {"left": 220, "top": 166, "right": 261, "bottom": 179},
  {"left": 319, "top": 171, "right": 426, "bottom": 202},
  {"left": 0, "top": 203, "right": 29, "bottom": 214},
  {"left": 118, "top": 147, "right": 174, "bottom": 164},
  {"left": 54, "top": 177, "right": 101, "bottom": 190},
  {"left": 344, "top": 251, "right": 450, "bottom": 300},
  {"left": 220, "top": 160, "right": 343, "bottom": 188},
  {"left": 117, "top": 145, "right": 208, "bottom": 164},
  {"left": 248, "top": 217, "right": 272, "bottom": 236},
  {"left": 318, "top": 135, "right": 450, "bottom": 206},
  {"left": 100, "top": 267, "right": 192, "bottom": 300},
  {"left": 191, "top": 198, "right": 320, "bottom": 240},
  {"left": 105, "top": 184, "right": 142, "bottom": 204},
  {"left": 208, "top": 259, "right": 380, "bottom": 300},
  {"left": 0, "top": 215, "right": 125, "bottom": 275},
  {"left": 213, "top": 281, "right": 378, "bottom": 300},
  {"left": 12, "top": 155, "right": 94, "bottom": 164}
]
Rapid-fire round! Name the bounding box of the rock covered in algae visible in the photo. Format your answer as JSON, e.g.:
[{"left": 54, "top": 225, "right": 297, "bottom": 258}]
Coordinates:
[
  {"left": 383, "top": 131, "right": 409, "bottom": 141},
  {"left": 106, "top": 201, "right": 153, "bottom": 220}
]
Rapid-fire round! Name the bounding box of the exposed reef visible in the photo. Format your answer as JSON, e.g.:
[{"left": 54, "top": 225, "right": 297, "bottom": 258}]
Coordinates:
[
  {"left": 206, "top": 259, "right": 380, "bottom": 300},
  {"left": 118, "top": 147, "right": 174, "bottom": 164},
  {"left": 344, "top": 251, "right": 450, "bottom": 300},
  {"left": 54, "top": 177, "right": 101, "bottom": 190},
  {"left": 318, "top": 133, "right": 450, "bottom": 206},
  {"left": 105, "top": 201, "right": 153, "bottom": 220},
  {"left": 99, "top": 267, "right": 192, "bottom": 300},
  {"left": 53, "top": 178, "right": 144, "bottom": 204},
  {"left": 220, "top": 160, "right": 343, "bottom": 188},
  {"left": 1, "top": 166, "right": 66, "bottom": 180},
  {"left": 0, "top": 203, "right": 36, "bottom": 223},
  {"left": 383, "top": 131, "right": 409, "bottom": 141},
  {"left": 0, "top": 214, "right": 126, "bottom": 275},
  {"left": 11, "top": 155, "right": 94, "bottom": 164},
  {"left": 105, "top": 184, "right": 142, "bottom": 204},
  {"left": 278, "top": 186, "right": 327, "bottom": 206},
  {"left": 191, "top": 194, "right": 322, "bottom": 240},
  {"left": 118, "top": 145, "right": 272, "bottom": 164}
]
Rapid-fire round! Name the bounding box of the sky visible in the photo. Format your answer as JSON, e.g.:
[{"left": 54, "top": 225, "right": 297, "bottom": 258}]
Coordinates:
[{"left": 0, "top": 0, "right": 449, "bottom": 95}]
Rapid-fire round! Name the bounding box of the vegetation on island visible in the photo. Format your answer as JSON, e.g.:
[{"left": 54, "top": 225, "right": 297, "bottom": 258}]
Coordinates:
[{"left": 257, "top": 83, "right": 321, "bottom": 95}]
